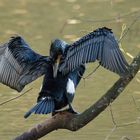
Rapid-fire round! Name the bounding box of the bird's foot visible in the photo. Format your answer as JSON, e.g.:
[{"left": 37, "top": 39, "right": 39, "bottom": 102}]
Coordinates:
[
  {"left": 52, "top": 108, "right": 79, "bottom": 116},
  {"left": 66, "top": 108, "right": 79, "bottom": 114},
  {"left": 52, "top": 110, "right": 62, "bottom": 116}
]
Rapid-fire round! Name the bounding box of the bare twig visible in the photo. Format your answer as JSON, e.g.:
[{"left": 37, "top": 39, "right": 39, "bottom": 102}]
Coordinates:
[
  {"left": 109, "top": 104, "right": 117, "bottom": 126},
  {"left": 106, "top": 99, "right": 139, "bottom": 140},
  {"left": 80, "top": 10, "right": 140, "bottom": 23},
  {"left": 118, "top": 15, "right": 140, "bottom": 42},
  {"left": 60, "top": 10, "right": 140, "bottom": 33},
  {"left": 118, "top": 121, "right": 137, "bottom": 127},
  {"left": 78, "top": 64, "right": 100, "bottom": 79},
  {"left": 105, "top": 126, "right": 117, "bottom": 140},
  {"left": 120, "top": 136, "right": 131, "bottom": 140},
  {"left": 132, "top": 95, "right": 140, "bottom": 111},
  {"left": 0, "top": 88, "right": 33, "bottom": 106}
]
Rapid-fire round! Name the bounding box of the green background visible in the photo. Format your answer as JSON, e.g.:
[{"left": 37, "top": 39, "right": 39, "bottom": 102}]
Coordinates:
[{"left": 0, "top": 0, "right": 139, "bottom": 139}]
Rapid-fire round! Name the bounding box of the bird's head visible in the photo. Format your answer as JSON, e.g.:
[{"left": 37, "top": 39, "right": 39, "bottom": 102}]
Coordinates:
[{"left": 50, "top": 39, "right": 67, "bottom": 78}]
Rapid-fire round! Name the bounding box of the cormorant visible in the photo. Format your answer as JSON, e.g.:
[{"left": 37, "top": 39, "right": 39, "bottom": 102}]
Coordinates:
[{"left": 0, "top": 27, "right": 129, "bottom": 118}]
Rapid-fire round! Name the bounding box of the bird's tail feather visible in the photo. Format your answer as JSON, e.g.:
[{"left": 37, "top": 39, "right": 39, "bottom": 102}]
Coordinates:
[{"left": 24, "top": 97, "right": 55, "bottom": 118}]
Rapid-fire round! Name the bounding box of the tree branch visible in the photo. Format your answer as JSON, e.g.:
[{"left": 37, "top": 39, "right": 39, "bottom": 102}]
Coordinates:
[{"left": 14, "top": 52, "right": 140, "bottom": 140}]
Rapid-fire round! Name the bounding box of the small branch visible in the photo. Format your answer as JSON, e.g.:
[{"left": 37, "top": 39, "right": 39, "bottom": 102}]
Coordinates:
[
  {"left": 109, "top": 104, "right": 117, "bottom": 126},
  {"left": 105, "top": 126, "right": 117, "bottom": 140},
  {"left": 14, "top": 52, "right": 140, "bottom": 140},
  {"left": 120, "top": 136, "right": 131, "bottom": 140},
  {"left": 132, "top": 95, "right": 140, "bottom": 111},
  {"left": 0, "top": 88, "right": 32, "bottom": 106}
]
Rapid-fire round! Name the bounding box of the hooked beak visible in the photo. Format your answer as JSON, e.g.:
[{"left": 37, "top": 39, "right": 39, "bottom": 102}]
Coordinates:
[{"left": 53, "top": 55, "right": 61, "bottom": 78}]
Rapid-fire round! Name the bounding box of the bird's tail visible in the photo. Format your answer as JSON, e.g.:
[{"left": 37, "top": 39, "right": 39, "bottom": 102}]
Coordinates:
[{"left": 24, "top": 97, "right": 55, "bottom": 118}]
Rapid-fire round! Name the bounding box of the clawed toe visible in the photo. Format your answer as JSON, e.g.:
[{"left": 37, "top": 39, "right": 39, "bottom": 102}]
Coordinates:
[{"left": 66, "top": 108, "right": 79, "bottom": 114}]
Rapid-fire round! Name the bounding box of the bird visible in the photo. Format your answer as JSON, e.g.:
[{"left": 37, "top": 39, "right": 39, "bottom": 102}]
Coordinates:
[{"left": 0, "top": 27, "right": 129, "bottom": 118}]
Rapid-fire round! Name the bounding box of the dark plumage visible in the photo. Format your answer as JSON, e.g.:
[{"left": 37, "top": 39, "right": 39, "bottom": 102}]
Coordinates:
[{"left": 0, "top": 27, "right": 129, "bottom": 118}]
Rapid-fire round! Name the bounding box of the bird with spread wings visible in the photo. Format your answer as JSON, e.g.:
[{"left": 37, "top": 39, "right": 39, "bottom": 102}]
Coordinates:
[{"left": 0, "top": 27, "right": 129, "bottom": 118}]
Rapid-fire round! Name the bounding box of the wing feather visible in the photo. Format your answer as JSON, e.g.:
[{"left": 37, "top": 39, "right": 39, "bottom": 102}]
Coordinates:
[
  {"left": 0, "top": 36, "right": 51, "bottom": 92},
  {"left": 59, "top": 27, "right": 128, "bottom": 76}
]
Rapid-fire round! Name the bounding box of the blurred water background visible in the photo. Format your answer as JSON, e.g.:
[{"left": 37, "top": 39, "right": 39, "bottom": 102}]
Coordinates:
[{"left": 0, "top": 0, "right": 139, "bottom": 139}]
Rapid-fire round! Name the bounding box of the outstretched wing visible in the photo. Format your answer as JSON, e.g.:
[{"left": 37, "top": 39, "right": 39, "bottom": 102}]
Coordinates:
[
  {"left": 59, "top": 27, "right": 129, "bottom": 76},
  {"left": 0, "top": 36, "right": 51, "bottom": 92}
]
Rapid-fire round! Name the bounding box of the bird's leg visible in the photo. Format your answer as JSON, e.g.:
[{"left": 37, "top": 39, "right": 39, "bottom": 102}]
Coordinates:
[
  {"left": 65, "top": 92, "right": 78, "bottom": 114},
  {"left": 51, "top": 103, "right": 79, "bottom": 116},
  {"left": 66, "top": 103, "right": 79, "bottom": 114},
  {"left": 52, "top": 91, "right": 79, "bottom": 116},
  {"left": 52, "top": 110, "right": 58, "bottom": 116}
]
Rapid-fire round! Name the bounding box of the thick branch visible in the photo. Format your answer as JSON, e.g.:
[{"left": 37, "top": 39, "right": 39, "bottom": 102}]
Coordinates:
[{"left": 14, "top": 52, "right": 140, "bottom": 140}]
